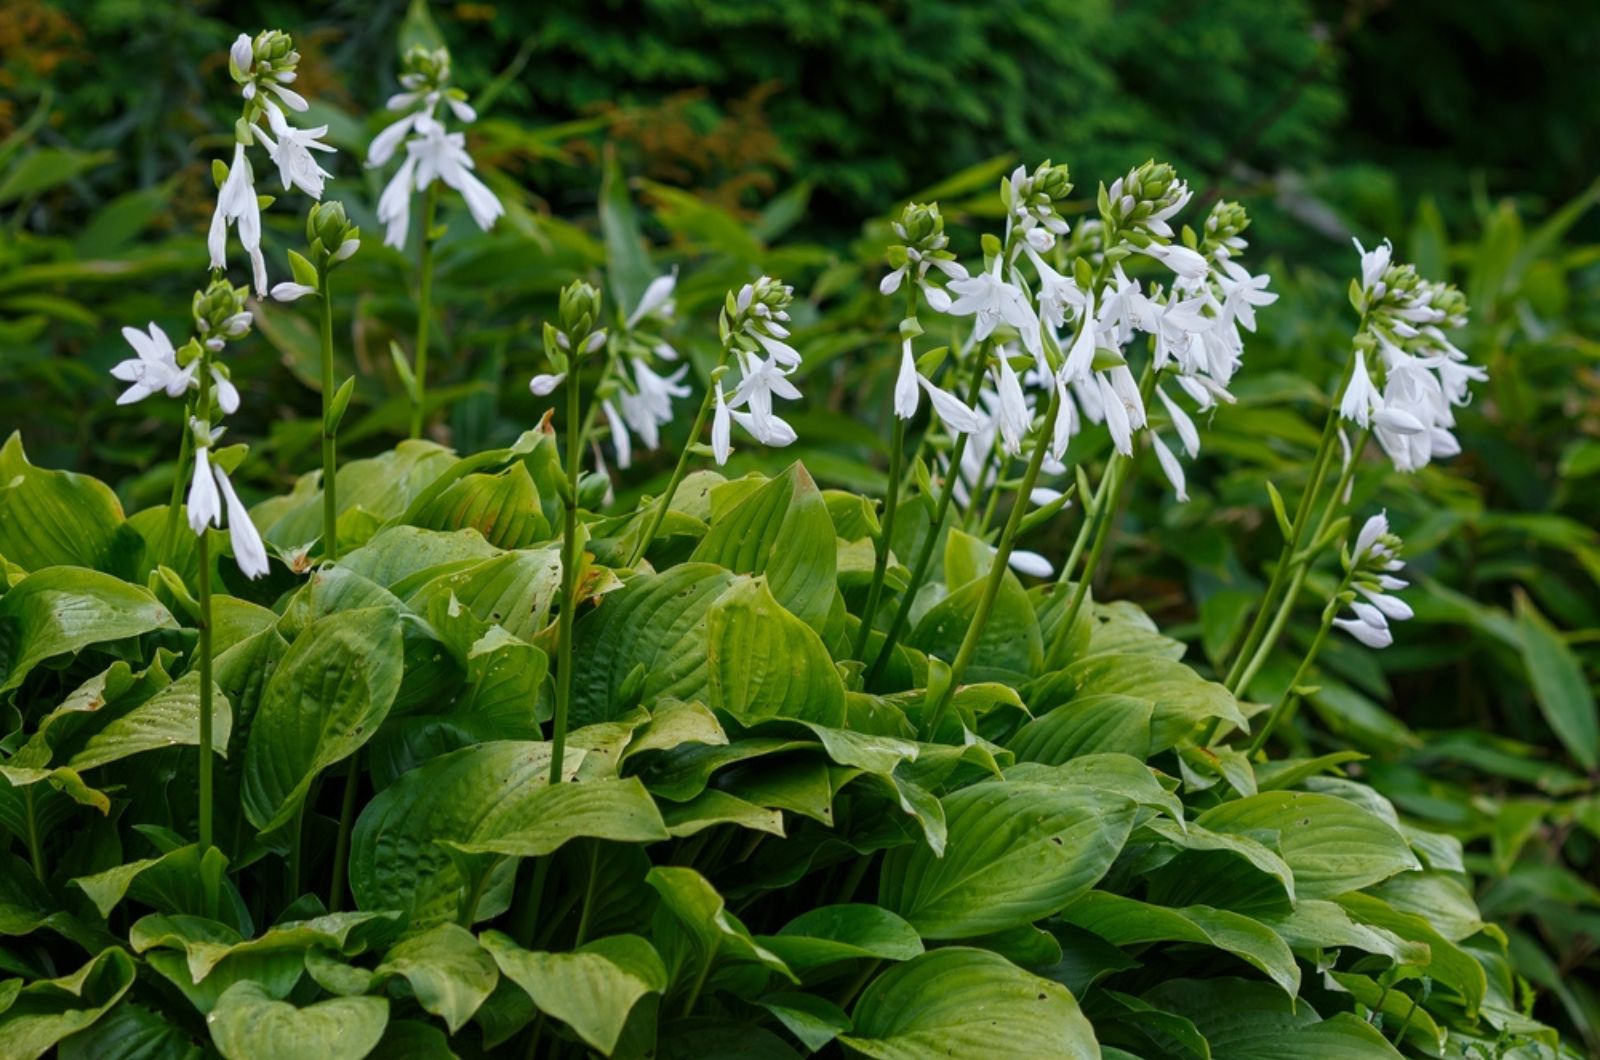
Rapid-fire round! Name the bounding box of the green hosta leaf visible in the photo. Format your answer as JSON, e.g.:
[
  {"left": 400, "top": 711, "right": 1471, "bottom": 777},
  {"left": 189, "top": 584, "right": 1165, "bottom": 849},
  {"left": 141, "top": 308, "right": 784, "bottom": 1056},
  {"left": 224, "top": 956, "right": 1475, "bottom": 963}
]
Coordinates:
[
  {"left": 909, "top": 565, "right": 1043, "bottom": 683},
  {"left": 645, "top": 866, "right": 793, "bottom": 980},
  {"left": 878, "top": 780, "right": 1136, "bottom": 938},
  {"left": 243, "top": 607, "right": 404, "bottom": 840},
  {"left": 411, "top": 463, "right": 553, "bottom": 549},
  {"left": 257, "top": 440, "right": 456, "bottom": 549},
  {"left": 207, "top": 982, "right": 388, "bottom": 1060},
  {"left": 70, "top": 843, "right": 236, "bottom": 923},
  {"left": 1066, "top": 654, "right": 1247, "bottom": 749},
  {"left": 758, "top": 991, "right": 851, "bottom": 1052},
  {"left": 0, "top": 433, "right": 130, "bottom": 574},
  {"left": 842, "top": 947, "right": 1098, "bottom": 1059},
  {"left": 1141, "top": 977, "right": 1402, "bottom": 1058},
  {"left": 67, "top": 670, "right": 230, "bottom": 772},
  {"left": 1515, "top": 593, "right": 1599, "bottom": 770},
  {"left": 1007, "top": 754, "right": 1183, "bottom": 824},
  {"left": 374, "top": 924, "right": 497, "bottom": 1033},
  {"left": 1008, "top": 693, "right": 1154, "bottom": 762},
  {"left": 1059, "top": 892, "right": 1300, "bottom": 996},
  {"left": 691, "top": 463, "right": 837, "bottom": 633},
  {"left": 1194, "top": 791, "right": 1420, "bottom": 900},
  {"left": 1140, "top": 817, "right": 1297, "bottom": 911},
  {"left": 338, "top": 526, "right": 501, "bottom": 594},
  {"left": 1254, "top": 899, "right": 1426, "bottom": 964},
  {"left": 622, "top": 698, "right": 729, "bottom": 761},
  {"left": 56, "top": 1001, "right": 200, "bottom": 1060},
  {"left": 635, "top": 738, "right": 820, "bottom": 802},
  {"left": 706, "top": 577, "right": 846, "bottom": 727},
  {"left": 441, "top": 776, "right": 669, "bottom": 858},
  {"left": 758, "top": 905, "right": 923, "bottom": 974},
  {"left": 0, "top": 947, "right": 136, "bottom": 1060},
  {"left": 1336, "top": 892, "right": 1487, "bottom": 1016},
  {"left": 659, "top": 790, "right": 784, "bottom": 837},
  {"left": 0, "top": 567, "right": 176, "bottom": 693},
  {"left": 571, "top": 564, "right": 736, "bottom": 726},
  {"left": 132, "top": 911, "right": 397, "bottom": 987},
  {"left": 482, "top": 931, "right": 667, "bottom": 1056}
]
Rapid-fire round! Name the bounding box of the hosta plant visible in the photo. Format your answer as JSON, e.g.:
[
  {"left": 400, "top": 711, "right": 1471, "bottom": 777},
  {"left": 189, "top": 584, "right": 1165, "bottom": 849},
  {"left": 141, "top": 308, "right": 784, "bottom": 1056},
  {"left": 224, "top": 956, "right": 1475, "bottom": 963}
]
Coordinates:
[{"left": 0, "top": 25, "right": 1581, "bottom": 1060}]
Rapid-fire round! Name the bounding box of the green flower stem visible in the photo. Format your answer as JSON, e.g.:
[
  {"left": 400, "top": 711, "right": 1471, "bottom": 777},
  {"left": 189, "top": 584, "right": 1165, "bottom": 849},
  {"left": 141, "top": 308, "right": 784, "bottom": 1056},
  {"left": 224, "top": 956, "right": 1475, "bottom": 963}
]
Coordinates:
[
  {"left": 625, "top": 347, "right": 730, "bottom": 569},
  {"left": 922, "top": 385, "right": 1061, "bottom": 738},
  {"left": 975, "top": 452, "right": 1012, "bottom": 537},
  {"left": 1246, "top": 568, "right": 1353, "bottom": 756},
  {"left": 327, "top": 752, "right": 360, "bottom": 912},
  {"left": 195, "top": 356, "right": 215, "bottom": 856},
  {"left": 864, "top": 343, "right": 991, "bottom": 688},
  {"left": 1224, "top": 345, "right": 1361, "bottom": 694},
  {"left": 1057, "top": 461, "right": 1114, "bottom": 589},
  {"left": 23, "top": 786, "right": 45, "bottom": 882},
  {"left": 1228, "top": 427, "right": 1370, "bottom": 701},
  {"left": 1048, "top": 364, "right": 1157, "bottom": 661},
  {"left": 157, "top": 400, "right": 194, "bottom": 570},
  {"left": 852, "top": 286, "right": 920, "bottom": 662},
  {"left": 573, "top": 840, "right": 601, "bottom": 947},
  {"left": 852, "top": 417, "right": 907, "bottom": 660},
  {"left": 549, "top": 368, "right": 585, "bottom": 787},
  {"left": 319, "top": 267, "right": 339, "bottom": 560},
  {"left": 409, "top": 183, "right": 441, "bottom": 439}
]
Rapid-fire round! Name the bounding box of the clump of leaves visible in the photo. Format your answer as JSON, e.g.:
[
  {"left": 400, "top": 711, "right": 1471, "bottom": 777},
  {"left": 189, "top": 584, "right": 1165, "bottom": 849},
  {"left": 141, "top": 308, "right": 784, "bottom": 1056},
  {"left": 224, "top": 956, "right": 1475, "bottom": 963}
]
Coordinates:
[{"left": 0, "top": 421, "right": 1572, "bottom": 1058}]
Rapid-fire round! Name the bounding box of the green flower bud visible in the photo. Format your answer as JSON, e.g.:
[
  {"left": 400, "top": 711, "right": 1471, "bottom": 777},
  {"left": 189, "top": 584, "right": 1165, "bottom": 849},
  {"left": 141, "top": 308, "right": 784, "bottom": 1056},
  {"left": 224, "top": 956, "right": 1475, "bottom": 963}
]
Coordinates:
[
  {"left": 896, "top": 202, "right": 945, "bottom": 248},
  {"left": 557, "top": 279, "right": 604, "bottom": 350},
  {"left": 192, "top": 279, "right": 252, "bottom": 339},
  {"left": 308, "top": 200, "right": 358, "bottom": 264},
  {"left": 401, "top": 45, "right": 452, "bottom": 90}
]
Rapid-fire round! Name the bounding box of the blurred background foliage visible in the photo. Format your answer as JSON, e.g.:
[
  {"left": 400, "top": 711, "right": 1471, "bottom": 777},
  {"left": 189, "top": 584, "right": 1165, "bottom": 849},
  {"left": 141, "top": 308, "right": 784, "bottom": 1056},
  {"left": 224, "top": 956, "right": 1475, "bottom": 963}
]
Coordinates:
[{"left": 3, "top": 0, "right": 1599, "bottom": 1048}]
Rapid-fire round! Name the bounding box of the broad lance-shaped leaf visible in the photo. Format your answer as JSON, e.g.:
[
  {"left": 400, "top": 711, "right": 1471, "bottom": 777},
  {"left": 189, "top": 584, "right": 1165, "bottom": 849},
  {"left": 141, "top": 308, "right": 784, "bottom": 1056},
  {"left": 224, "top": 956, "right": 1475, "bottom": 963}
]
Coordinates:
[
  {"left": 757, "top": 904, "right": 924, "bottom": 973},
  {"left": 207, "top": 982, "right": 388, "bottom": 1060},
  {"left": 1142, "top": 978, "right": 1402, "bottom": 1059},
  {"left": 0, "top": 566, "right": 177, "bottom": 693},
  {"left": 645, "top": 866, "right": 794, "bottom": 981},
  {"left": 1193, "top": 791, "right": 1420, "bottom": 900},
  {"left": 351, "top": 741, "right": 667, "bottom": 927},
  {"left": 570, "top": 564, "right": 736, "bottom": 726},
  {"left": 841, "top": 947, "right": 1098, "bottom": 1059},
  {"left": 0, "top": 947, "right": 136, "bottom": 1060},
  {"left": 68, "top": 669, "right": 230, "bottom": 772},
  {"left": 482, "top": 931, "right": 666, "bottom": 1056},
  {"left": 878, "top": 779, "right": 1136, "bottom": 938},
  {"left": 909, "top": 561, "right": 1044, "bottom": 684},
  {"left": 706, "top": 577, "right": 846, "bottom": 727},
  {"left": 55, "top": 1001, "right": 198, "bottom": 1060},
  {"left": 410, "top": 461, "right": 553, "bottom": 549},
  {"left": 1065, "top": 653, "right": 1248, "bottom": 749},
  {"left": 1058, "top": 891, "right": 1301, "bottom": 997},
  {"left": 242, "top": 606, "right": 404, "bottom": 839},
  {"left": 337, "top": 525, "right": 501, "bottom": 593},
  {"left": 404, "top": 547, "right": 566, "bottom": 644},
  {"left": 0, "top": 431, "right": 132, "bottom": 574},
  {"left": 305, "top": 923, "right": 498, "bottom": 1034},
  {"left": 691, "top": 462, "right": 836, "bottom": 634}
]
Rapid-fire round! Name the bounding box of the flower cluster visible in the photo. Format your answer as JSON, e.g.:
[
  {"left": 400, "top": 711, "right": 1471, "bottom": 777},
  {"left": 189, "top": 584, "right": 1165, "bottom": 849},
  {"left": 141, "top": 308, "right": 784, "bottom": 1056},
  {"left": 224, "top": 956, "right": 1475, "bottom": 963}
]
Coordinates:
[
  {"left": 1339, "top": 240, "right": 1480, "bottom": 472},
  {"left": 880, "top": 201, "right": 968, "bottom": 310},
  {"left": 712, "top": 277, "right": 802, "bottom": 464},
  {"left": 1332, "top": 512, "right": 1412, "bottom": 649},
  {"left": 922, "top": 160, "right": 1274, "bottom": 504},
  {"left": 210, "top": 30, "right": 335, "bottom": 296},
  {"left": 370, "top": 45, "right": 503, "bottom": 249},
  {"left": 111, "top": 281, "right": 268, "bottom": 578},
  {"left": 602, "top": 271, "right": 691, "bottom": 469}
]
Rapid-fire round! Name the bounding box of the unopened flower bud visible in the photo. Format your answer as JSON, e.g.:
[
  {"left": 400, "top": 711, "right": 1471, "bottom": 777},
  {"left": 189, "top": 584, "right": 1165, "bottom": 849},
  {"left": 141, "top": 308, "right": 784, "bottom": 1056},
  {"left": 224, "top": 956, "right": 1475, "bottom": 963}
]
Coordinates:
[{"left": 557, "top": 279, "right": 604, "bottom": 349}]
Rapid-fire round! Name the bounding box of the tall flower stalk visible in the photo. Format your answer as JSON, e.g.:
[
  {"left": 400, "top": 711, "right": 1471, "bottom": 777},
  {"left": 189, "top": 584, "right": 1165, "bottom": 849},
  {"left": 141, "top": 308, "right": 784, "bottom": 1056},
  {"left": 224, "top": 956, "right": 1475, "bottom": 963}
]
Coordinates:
[
  {"left": 625, "top": 276, "right": 802, "bottom": 567},
  {"left": 367, "top": 45, "right": 503, "bottom": 438},
  {"left": 1220, "top": 240, "right": 1476, "bottom": 699},
  {"left": 853, "top": 203, "right": 979, "bottom": 663}
]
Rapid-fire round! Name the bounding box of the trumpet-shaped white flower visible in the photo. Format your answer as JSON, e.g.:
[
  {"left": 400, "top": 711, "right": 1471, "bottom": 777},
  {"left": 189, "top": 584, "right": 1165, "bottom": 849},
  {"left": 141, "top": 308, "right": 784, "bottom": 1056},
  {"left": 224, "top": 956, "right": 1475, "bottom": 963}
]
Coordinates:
[
  {"left": 893, "top": 339, "right": 980, "bottom": 433},
  {"left": 1333, "top": 512, "right": 1409, "bottom": 649},
  {"left": 187, "top": 445, "right": 222, "bottom": 535},
  {"left": 628, "top": 269, "right": 678, "bottom": 328},
  {"left": 612, "top": 360, "right": 691, "bottom": 462},
  {"left": 711, "top": 382, "right": 732, "bottom": 465},
  {"left": 728, "top": 352, "right": 800, "bottom": 447},
  {"left": 208, "top": 143, "right": 267, "bottom": 296},
  {"left": 993, "top": 353, "right": 1031, "bottom": 456},
  {"left": 1354, "top": 238, "right": 1393, "bottom": 297},
  {"left": 946, "top": 260, "right": 1041, "bottom": 357},
  {"left": 378, "top": 124, "right": 504, "bottom": 248},
  {"left": 213, "top": 462, "right": 270, "bottom": 579},
  {"left": 257, "top": 103, "right": 334, "bottom": 199},
  {"left": 1008, "top": 550, "right": 1054, "bottom": 579},
  {"left": 1138, "top": 241, "right": 1209, "bottom": 280},
  {"left": 111, "top": 324, "right": 196, "bottom": 405},
  {"left": 1339, "top": 349, "right": 1381, "bottom": 428}
]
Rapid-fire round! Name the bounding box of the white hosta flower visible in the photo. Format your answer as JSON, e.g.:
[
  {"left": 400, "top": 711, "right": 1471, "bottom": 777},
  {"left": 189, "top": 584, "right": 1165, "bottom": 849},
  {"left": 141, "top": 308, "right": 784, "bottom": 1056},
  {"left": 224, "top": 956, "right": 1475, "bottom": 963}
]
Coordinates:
[
  {"left": 711, "top": 382, "right": 732, "bottom": 465},
  {"left": 1339, "top": 349, "right": 1381, "bottom": 428},
  {"left": 1096, "top": 365, "right": 1147, "bottom": 457},
  {"left": 208, "top": 143, "right": 267, "bottom": 295},
  {"left": 376, "top": 124, "right": 502, "bottom": 248},
  {"left": 1215, "top": 258, "right": 1277, "bottom": 332},
  {"left": 111, "top": 324, "right": 196, "bottom": 405},
  {"left": 1334, "top": 511, "right": 1409, "bottom": 649},
  {"left": 1150, "top": 432, "right": 1188, "bottom": 502},
  {"left": 627, "top": 269, "right": 678, "bottom": 328},
  {"left": 1354, "top": 238, "right": 1393, "bottom": 297},
  {"left": 1008, "top": 550, "right": 1054, "bottom": 579},
  {"left": 615, "top": 360, "right": 691, "bottom": 455},
  {"left": 1138, "top": 241, "right": 1209, "bottom": 281},
  {"left": 529, "top": 372, "right": 565, "bottom": 396},
  {"left": 993, "top": 354, "right": 1031, "bottom": 456},
  {"left": 187, "top": 445, "right": 222, "bottom": 535},
  {"left": 729, "top": 353, "right": 800, "bottom": 447},
  {"left": 258, "top": 104, "right": 335, "bottom": 199},
  {"left": 893, "top": 339, "right": 980, "bottom": 433},
  {"left": 601, "top": 400, "right": 632, "bottom": 469},
  {"left": 270, "top": 282, "right": 318, "bottom": 303},
  {"left": 946, "top": 260, "right": 1041, "bottom": 357},
  {"left": 213, "top": 463, "right": 270, "bottom": 579},
  {"left": 211, "top": 368, "right": 240, "bottom": 416}
]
